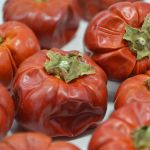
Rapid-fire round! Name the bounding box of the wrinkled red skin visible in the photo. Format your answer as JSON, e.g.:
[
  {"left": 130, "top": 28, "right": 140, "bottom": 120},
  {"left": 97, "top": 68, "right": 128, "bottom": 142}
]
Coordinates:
[
  {"left": 0, "top": 84, "right": 14, "bottom": 139},
  {"left": 3, "top": 0, "right": 80, "bottom": 49},
  {"left": 115, "top": 74, "right": 150, "bottom": 109},
  {"left": 12, "top": 48, "right": 107, "bottom": 137},
  {"left": 77, "top": 0, "right": 138, "bottom": 21},
  {"left": 0, "top": 21, "right": 40, "bottom": 89},
  {"left": 84, "top": 2, "right": 150, "bottom": 81},
  {"left": 0, "top": 132, "right": 80, "bottom": 150},
  {"left": 89, "top": 102, "right": 150, "bottom": 150}
]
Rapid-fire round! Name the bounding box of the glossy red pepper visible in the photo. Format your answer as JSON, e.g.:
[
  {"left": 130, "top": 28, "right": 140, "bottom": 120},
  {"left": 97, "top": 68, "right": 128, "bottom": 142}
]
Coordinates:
[
  {"left": 0, "top": 84, "right": 14, "bottom": 139},
  {"left": 0, "top": 21, "right": 40, "bottom": 88},
  {"left": 12, "top": 48, "right": 107, "bottom": 137},
  {"left": 115, "top": 74, "right": 150, "bottom": 109},
  {"left": 84, "top": 2, "right": 150, "bottom": 81},
  {"left": 89, "top": 102, "right": 150, "bottom": 150},
  {"left": 77, "top": 0, "right": 138, "bottom": 21},
  {"left": 0, "top": 132, "right": 80, "bottom": 150},
  {"left": 3, "top": 0, "right": 80, "bottom": 49}
]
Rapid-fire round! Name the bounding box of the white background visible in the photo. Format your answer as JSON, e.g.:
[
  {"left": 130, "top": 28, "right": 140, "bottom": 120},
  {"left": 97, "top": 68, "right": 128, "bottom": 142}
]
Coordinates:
[{"left": 0, "top": 0, "right": 149, "bottom": 149}]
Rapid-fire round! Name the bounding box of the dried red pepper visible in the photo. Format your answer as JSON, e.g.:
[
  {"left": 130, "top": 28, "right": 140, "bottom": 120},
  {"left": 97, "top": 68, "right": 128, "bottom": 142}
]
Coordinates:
[
  {"left": 115, "top": 74, "right": 150, "bottom": 109},
  {"left": 13, "top": 48, "right": 107, "bottom": 137},
  {"left": 89, "top": 102, "right": 150, "bottom": 150},
  {"left": 77, "top": 0, "right": 139, "bottom": 21},
  {"left": 0, "top": 132, "right": 80, "bottom": 150},
  {"left": 3, "top": 0, "right": 80, "bottom": 49},
  {"left": 84, "top": 2, "right": 150, "bottom": 80},
  {"left": 0, "top": 21, "right": 40, "bottom": 88}
]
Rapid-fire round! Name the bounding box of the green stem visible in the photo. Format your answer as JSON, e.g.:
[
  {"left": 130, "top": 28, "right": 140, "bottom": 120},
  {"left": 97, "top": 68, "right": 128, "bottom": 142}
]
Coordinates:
[
  {"left": 0, "top": 37, "right": 3, "bottom": 44},
  {"left": 34, "top": 0, "right": 48, "bottom": 2},
  {"left": 145, "top": 78, "right": 150, "bottom": 91},
  {"left": 44, "top": 51, "right": 96, "bottom": 83},
  {"left": 132, "top": 126, "right": 150, "bottom": 150},
  {"left": 123, "top": 13, "right": 150, "bottom": 60}
]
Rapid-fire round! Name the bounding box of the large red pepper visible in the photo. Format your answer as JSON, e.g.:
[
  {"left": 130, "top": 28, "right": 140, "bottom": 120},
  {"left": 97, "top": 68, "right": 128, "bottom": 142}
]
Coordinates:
[
  {"left": 12, "top": 48, "right": 107, "bottom": 137},
  {"left": 84, "top": 2, "right": 150, "bottom": 81}
]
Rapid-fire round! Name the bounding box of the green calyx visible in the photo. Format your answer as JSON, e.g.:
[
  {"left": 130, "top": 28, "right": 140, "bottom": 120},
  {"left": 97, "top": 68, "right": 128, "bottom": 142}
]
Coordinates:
[
  {"left": 44, "top": 51, "right": 96, "bottom": 83},
  {"left": 34, "top": 0, "right": 48, "bottom": 2},
  {"left": 145, "top": 78, "right": 150, "bottom": 91},
  {"left": 132, "top": 126, "right": 150, "bottom": 150},
  {"left": 123, "top": 13, "right": 150, "bottom": 60},
  {"left": 0, "top": 37, "right": 3, "bottom": 44}
]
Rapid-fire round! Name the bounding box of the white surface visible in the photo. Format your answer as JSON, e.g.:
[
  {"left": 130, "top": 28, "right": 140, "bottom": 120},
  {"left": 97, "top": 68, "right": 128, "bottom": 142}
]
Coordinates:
[{"left": 0, "top": 0, "right": 149, "bottom": 149}]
